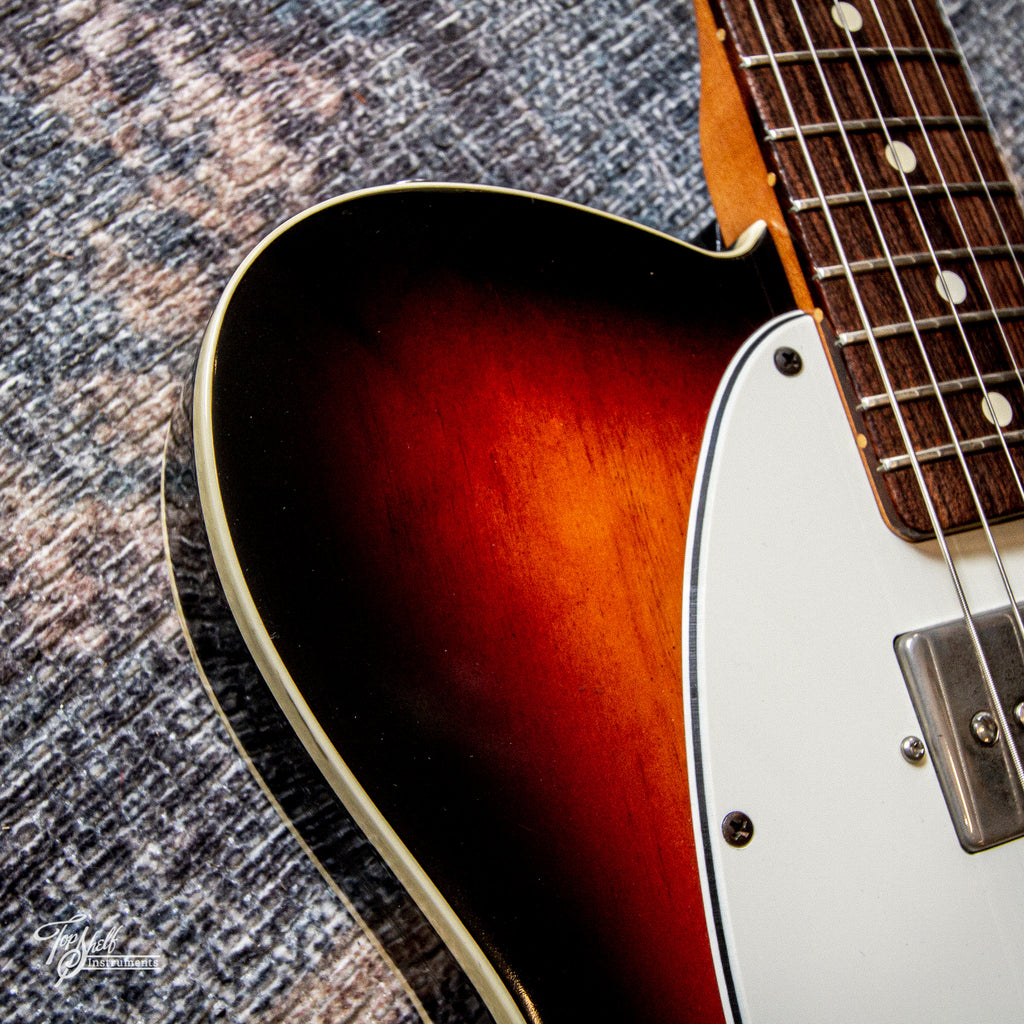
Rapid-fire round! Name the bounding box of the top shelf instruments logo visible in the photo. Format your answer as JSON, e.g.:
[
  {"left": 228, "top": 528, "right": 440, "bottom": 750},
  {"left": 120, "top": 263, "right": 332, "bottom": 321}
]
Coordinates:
[{"left": 32, "top": 912, "right": 164, "bottom": 984}]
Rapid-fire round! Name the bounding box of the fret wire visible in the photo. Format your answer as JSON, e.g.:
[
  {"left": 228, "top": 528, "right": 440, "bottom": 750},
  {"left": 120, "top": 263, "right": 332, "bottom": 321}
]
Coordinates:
[
  {"left": 836, "top": 306, "right": 1024, "bottom": 345},
  {"left": 856, "top": 0, "right": 1024, "bottom": 510},
  {"left": 790, "top": 179, "right": 1016, "bottom": 212},
  {"left": 766, "top": 114, "right": 985, "bottom": 142},
  {"left": 859, "top": 368, "right": 1024, "bottom": 410},
  {"left": 739, "top": 45, "right": 960, "bottom": 68},
  {"left": 815, "top": 243, "right": 1024, "bottom": 279},
  {"left": 879, "top": 428, "right": 1024, "bottom": 471},
  {"left": 746, "top": 0, "right": 1023, "bottom": 801},
  {"left": 831, "top": 0, "right": 1024, "bottom": 792}
]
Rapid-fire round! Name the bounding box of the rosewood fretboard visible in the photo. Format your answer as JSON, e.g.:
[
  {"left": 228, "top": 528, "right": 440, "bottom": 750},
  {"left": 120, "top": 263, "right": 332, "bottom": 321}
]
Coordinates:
[{"left": 710, "top": 0, "right": 1024, "bottom": 537}]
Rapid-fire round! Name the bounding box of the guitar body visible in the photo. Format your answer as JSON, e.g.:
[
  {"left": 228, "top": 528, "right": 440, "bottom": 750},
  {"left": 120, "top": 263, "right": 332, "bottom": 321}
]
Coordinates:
[
  {"left": 191, "top": 184, "right": 794, "bottom": 1023},
  {"left": 169, "top": 0, "right": 1024, "bottom": 1013}
]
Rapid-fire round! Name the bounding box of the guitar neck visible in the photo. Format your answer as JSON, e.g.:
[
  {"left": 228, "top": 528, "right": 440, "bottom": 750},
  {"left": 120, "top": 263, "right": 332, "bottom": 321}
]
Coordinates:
[{"left": 702, "top": 0, "right": 1024, "bottom": 538}]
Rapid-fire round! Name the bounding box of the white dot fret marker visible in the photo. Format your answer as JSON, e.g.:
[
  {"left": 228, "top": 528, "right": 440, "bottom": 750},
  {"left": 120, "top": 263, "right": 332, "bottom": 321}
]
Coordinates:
[
  {"left": 831, "top": 2, "right": 864, "bottom": 32},
  {"left": 935, "top": 269, "right": 967, "bottom": 305},
  {"left": 982, "top": 392, "right": 1013, "bottom": 428},
  {"left": 885, "top": 141, "right": 917, "bottom": 174}
]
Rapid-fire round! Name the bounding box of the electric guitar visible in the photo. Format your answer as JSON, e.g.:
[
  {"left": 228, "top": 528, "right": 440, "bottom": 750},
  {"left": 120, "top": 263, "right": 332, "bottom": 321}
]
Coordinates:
[{"left": 164, "top": 0, "right": 1024, "bottom": 1020}]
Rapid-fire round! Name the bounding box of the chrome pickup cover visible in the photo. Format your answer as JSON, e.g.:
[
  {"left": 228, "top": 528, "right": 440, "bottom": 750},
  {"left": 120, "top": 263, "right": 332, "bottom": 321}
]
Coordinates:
[{"left": 897, "top": 607, "right": 1024, "bottom": 853}]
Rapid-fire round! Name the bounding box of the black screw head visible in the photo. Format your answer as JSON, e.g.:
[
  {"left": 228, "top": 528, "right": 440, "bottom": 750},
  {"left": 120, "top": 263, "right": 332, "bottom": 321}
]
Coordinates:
[
  {"left": 722, "top": 811, "right": 754, "bottom": 847},
  {"left": 774, "top": 347, "right": 803, "bottom": 376}
]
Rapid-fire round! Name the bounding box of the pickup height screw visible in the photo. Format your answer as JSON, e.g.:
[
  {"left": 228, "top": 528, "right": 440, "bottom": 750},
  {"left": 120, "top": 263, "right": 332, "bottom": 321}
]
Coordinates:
[
  {"left": 900, "top": 735, "right": 926, "bottom": 763},
  {"left": 971, "top": 711, "right": 999, "bottom": 746},
  {"left": 722, "top": 811, "right": 754, "bottom": 847},
  {"left": 774, "top": 347, "right": 803, "bottom": 376}
]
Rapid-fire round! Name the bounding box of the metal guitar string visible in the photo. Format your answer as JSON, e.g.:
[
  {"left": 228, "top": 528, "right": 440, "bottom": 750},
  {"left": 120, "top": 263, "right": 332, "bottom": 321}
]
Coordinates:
[
  {"left": 739, "top": 1, "right": 957, "bottom": 546},
  {"left": 796, "top": 0, "right": 1024, "bottom": 788},
  {"left": 843, "top": 0, "right": 1024, "bottom": 776},
  {"left": 742, "top": 0, "right": 1024, "bottom": 794},
  {"left": 822, "top": 0, "right": 1024, "bottom": 537},
  {"left": 786, "top": 1, "right": 1017, "bottom": 542},
  {"left": 902, "top": 0, "right": 1024, "bottom": 414},
  {"left": 850, "top": 0, "right": 1024, "bottom": 521}
]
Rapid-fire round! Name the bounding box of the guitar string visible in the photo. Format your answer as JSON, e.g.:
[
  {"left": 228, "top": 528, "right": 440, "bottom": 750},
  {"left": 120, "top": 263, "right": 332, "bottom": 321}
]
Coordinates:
[
  {"left": 740, "top": 1, "right": 961, "bottom": 543},
  {"left": 849, "top": 0, "right": 1024, "bottom": 520},
  {"left": 821, "top": 0, "right": 1024, "bottom": 786},
  {"left": 843, "top": 0, "right": 1024, "bottom": 778},
  {"left": 902, "top": 0, "right": 1024, "bottom": 424},
  {"left": 800, "top": 0, "right": 1024, "bottom": 786},
  {"left": 789, "top": 0, "right": 1019, "bottom": 557},
  {"left": 825, "top": 0, "right": 1024, "bottom": 572},
  {"left": 741, "top": 0, "right": 1024, "bottom": 793}
]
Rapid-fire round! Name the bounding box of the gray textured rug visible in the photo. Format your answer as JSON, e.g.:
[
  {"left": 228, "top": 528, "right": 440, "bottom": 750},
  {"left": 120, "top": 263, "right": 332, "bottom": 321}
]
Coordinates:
[{"left": 2, "top": 0, "right": 1023, "bottom": 1021}]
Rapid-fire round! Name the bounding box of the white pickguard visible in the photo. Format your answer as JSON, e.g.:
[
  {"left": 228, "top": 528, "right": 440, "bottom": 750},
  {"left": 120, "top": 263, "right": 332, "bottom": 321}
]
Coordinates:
[{"left": 685, "top": 312, "right": 1024, "bottom": 1023}]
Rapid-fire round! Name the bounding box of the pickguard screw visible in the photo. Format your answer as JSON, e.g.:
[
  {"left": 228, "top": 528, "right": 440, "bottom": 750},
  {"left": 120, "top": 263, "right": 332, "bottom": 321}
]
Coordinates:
[
  {"left": 722, "top": 811, "right": 754, "bottom": 847},
  {"left": 1014, "top": 702, "right": 1024, "bottom": 728},
  {"left": 900, "top": 735, "right": 926, "bottom": 763},
  {"left": 971, "top": 711, "right": 999, "bottom": 746},
  {"left": 774, "top": 347, "right": 803, "bottom": 376}
]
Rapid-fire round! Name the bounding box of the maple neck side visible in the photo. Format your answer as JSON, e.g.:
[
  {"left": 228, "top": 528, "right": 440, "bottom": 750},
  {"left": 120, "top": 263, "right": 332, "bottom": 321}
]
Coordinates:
[{"left": 705, "top": 0, "right": 1024, "bottom": 537}]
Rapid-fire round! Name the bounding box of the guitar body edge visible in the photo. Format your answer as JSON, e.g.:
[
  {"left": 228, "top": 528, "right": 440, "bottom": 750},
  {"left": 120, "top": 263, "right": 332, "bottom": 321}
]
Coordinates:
[{"left": 190, "top": 183, "right": 795, "bottom": 1023}]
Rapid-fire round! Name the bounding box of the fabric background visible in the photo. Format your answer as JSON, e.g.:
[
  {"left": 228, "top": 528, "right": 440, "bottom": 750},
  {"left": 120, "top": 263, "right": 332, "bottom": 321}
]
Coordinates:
[{"left": 2, "top": 0, "right": 1023, "bottom": 1021}]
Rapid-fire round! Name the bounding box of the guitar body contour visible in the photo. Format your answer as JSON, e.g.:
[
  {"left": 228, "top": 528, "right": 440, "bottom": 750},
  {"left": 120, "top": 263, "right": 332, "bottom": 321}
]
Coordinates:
[
  {"left": 190, "top": 184, "right": 794, "bottom": 1023},
  {"left": 169, "top": 0, "right": 1024, "bottom": 1010}
]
